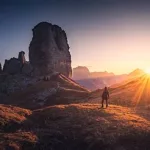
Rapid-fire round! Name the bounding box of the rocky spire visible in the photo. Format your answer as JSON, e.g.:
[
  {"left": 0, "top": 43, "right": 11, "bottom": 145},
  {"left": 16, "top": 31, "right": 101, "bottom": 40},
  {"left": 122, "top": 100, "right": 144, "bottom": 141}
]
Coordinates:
[
  {"left": 18, "top": 51, "right": 26, "bottom": 65},
  {"left": 29, "top": 22, "right": 72, "bottom": 77}
]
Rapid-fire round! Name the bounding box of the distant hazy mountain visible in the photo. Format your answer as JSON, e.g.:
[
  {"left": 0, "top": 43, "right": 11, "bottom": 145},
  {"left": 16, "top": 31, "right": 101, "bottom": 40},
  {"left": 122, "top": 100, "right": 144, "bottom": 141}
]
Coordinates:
[
  {"left": 128, "top": 68, "right": 145, "bottom": 78},
  {"left": 75, "top": 74, "right": 127, "bottom": 90},
  {"left": 72, "top": 66, "right": 128, "bottom": 90},
  {"left": 73, "top": 66, "right": 90, "bottom": 80},
  {"left": 72, "top": 67, "right": 145, "bottom": 90},
  {"left": 73, "top": 66, "right": 115, "bottom": 80}
]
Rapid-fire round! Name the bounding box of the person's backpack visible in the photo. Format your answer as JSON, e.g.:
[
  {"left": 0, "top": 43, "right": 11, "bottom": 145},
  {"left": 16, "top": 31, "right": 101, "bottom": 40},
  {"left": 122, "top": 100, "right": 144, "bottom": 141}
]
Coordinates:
[{"left": 102, "top": 91, "right": 108, "bottom": 98}]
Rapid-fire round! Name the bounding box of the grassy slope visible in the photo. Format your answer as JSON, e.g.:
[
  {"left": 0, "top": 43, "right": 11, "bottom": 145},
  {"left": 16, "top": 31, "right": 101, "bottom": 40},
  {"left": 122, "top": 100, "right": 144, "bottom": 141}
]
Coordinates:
[
  {"left": 2, "top": 74, "right": 150, "bottom": 149},
  {"left": 4, "top": 74, "right": 90, "bottom": 109},
  {"left": 0, "top": 104, "right": 37, "bottom": 150},
  {"left": 90, "top": 75, "right": 150, "bottom": 107},
  {"left": 27, "top": 104, "right": 150, "bottom": 150},
  {"left": 1, "top": 103, "right": 150, "bottom": 150}
]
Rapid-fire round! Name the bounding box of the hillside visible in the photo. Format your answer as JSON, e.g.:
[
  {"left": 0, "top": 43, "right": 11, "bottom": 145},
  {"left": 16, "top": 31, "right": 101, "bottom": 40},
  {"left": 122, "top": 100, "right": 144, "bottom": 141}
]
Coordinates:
[
  {"left": 90, "top": 74, "right": 150, "bottom": 107},
  {"left": 1, "top": 103, "right": 150, "bottom": 150},
  {"left": 3, "top": 73, "right": 90, "bottom": 109},
  {"left": 1, "top": 73, "right": 150, "bottom": 149},
  {"left": 0, "top": 104, "right": 36, "bottom": 150}
]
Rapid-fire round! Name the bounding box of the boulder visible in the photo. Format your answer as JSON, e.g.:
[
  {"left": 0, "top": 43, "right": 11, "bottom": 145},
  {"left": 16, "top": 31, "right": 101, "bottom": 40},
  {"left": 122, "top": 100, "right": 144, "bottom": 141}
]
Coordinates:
[{"left": 29, "top": 22, "right": 72, "bottom": 77}]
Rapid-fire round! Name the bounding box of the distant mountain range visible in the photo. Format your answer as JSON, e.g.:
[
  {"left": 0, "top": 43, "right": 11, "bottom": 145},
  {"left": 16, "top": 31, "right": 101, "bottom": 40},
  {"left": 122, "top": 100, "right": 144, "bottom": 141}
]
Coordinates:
[
  {"left": 72, "top": 66, "right": 145, "bottom": 90},
  {"left": 128, "top": 68, "right": 145, "bottom": 77},
  {"left": 72, "top": 66, "right": 115, "bottom": 80}
]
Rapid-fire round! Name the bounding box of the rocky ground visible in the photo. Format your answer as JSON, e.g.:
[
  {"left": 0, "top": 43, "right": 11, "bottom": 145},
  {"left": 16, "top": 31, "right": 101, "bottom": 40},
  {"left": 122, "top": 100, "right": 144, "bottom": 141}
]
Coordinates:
[{"left": 0, "top": 73, "right": 89, "bottom": 109}]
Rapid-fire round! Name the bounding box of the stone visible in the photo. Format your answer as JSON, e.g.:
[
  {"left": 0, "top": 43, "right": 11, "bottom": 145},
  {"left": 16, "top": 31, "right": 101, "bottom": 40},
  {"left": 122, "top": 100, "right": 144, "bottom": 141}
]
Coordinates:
[
  {"left": 22, "top": 62, "right": 33, "bottom": 76},
  {"left": 18, "top": 51, "right": 26, "bottom": 65},
  {"left": 31, "top": 88, "right": 57, "bottom": 106},
  {"left": 0, "top": 63, "right": 2, "bottom": 73},
  {"left": 3, "top": 58, "right": 21, "bottom": 74},
  {"left": 29, "top": 22, "right": 72, "bottom": 77},
  {"left": 0, "top": 74, "right": 38, "bottom": 95},
  {"left": 2, "top": 51, "right": 31, "bottom": 75}
]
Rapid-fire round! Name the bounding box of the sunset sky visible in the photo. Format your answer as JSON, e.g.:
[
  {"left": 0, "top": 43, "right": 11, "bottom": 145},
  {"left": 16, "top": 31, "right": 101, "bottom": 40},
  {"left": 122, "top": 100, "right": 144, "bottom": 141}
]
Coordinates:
[{"left": 0, "top": 0, "right": 150, "bottom": 74}]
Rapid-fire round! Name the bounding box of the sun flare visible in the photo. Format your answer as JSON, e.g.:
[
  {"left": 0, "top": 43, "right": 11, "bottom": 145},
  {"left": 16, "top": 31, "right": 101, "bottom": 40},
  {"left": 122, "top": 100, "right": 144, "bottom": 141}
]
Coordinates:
[{"left": 145, "top": 68, "right": 150, "bottom": 75}]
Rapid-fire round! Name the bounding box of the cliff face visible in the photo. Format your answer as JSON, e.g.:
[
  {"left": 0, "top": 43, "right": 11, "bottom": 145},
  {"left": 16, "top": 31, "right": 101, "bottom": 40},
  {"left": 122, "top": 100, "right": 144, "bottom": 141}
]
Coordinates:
[
  {"left": 0, "top": 63, "right": 2, "bottom": 74},
  {"left": 29, "top": 22, "right": 72, "bottom": 77}
]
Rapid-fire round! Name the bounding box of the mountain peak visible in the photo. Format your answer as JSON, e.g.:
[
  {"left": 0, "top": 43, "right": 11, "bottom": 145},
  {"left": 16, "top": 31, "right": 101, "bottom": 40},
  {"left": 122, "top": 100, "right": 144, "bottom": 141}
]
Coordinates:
[{"left": 128, "top": 68, "right": 145, "bottom": 77}]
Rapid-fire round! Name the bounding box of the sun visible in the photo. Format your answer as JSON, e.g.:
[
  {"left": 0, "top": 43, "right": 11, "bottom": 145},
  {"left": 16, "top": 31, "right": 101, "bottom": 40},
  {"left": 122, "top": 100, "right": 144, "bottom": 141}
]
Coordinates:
[{"left": 145, "top": 68, "right": 150, "bottom": 75}]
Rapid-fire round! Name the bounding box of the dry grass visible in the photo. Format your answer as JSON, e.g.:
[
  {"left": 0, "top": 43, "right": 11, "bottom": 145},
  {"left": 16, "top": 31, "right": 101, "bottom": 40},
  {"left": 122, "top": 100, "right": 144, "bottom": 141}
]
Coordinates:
[
  {"left": 0, "top": 105, "right": 36, "bottom": 150},
  {"left": 1, "top": 102, "right": 150, "bottom": 149},
  {"left": 23, "top": 103, "right": 150, "bottom": 150},
  {"left": 0, "top": 132, "right": 37, "bottom": 150},
  {"left": 0, "top": 104, "right": 31, "bottom": 131},
  {"left": 89, "top": 75, "right": 150, "bottom": 107}
]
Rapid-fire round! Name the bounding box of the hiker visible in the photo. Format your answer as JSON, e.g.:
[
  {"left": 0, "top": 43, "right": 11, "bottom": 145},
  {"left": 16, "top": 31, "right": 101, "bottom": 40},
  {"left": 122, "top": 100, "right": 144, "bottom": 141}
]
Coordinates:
[{"left": 101, "top": 87, "right": 109, "bottom": 108}]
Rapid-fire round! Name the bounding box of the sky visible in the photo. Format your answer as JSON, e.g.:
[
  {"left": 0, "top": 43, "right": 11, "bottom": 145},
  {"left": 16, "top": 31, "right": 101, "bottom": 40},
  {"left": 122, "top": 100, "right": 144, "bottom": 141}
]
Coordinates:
[{"left": 0, "top": 0, "right": 150, "bottom": 75}]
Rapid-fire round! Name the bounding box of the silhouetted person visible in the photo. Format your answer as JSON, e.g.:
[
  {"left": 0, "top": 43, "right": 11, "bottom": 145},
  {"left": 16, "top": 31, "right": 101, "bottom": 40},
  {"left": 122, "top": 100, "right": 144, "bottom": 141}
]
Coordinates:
[{"left": 101, "top": 87, "right": 109, "bottom": 108}]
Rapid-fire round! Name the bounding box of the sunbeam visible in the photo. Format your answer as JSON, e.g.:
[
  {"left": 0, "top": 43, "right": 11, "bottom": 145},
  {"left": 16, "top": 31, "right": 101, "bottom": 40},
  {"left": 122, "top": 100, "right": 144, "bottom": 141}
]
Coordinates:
[{"left": 132, "top": 75, "right": 150, "bottom": 107}]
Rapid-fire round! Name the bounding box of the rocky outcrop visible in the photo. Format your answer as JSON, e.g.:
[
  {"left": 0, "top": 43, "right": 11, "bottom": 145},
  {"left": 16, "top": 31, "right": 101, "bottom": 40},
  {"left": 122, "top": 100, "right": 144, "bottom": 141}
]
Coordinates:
[
  {"left": 0, "top": 74, "right": 38, "bottom": 95},
  {"left": 0, "top": 63, "right": 2, "bottom": 73},
  {"left": 3, "top": 58, "right": 21, "bottom": 74},
  {"left": 0, "top": 22, "right": 74, "bottom": 102},
  {"left": 18, "top": 51, "right": 26, "bottom": 65},
  {"left": 3, "top": 51, "right": 33, "bottom": 76},
  {"left": 22, "top": 62, "right": 33, "bottom": 76},
  {"left": 29, "top": 22, "right": 72, "bottom": 77}
]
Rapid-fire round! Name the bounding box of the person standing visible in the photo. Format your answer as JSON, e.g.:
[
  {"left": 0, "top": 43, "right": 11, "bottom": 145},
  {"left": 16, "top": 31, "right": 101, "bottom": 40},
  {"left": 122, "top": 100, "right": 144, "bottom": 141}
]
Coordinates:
[{"left": 101, "top": 87, "right": 109, "bottom": 108}]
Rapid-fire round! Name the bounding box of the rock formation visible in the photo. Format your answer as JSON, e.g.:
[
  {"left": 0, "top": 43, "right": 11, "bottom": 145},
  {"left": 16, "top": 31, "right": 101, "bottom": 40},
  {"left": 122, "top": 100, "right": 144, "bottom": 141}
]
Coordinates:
[
  {"left": 0, "top": 22, "right": 73, "bottom": 102},
  {"left": 3, "top": 58, "right": 21, "bottom": 74},
  {"left": 22, "top": 62, "right": 33, "bottom": 76},
  {"left": 2, "top": 51, "right": 33, "bottom": 76},
  {"left": 29, "top": 22, "right": 72, "bottom": 77},
  {"left": 0, "top": 63, "right": 2, "bottom": 73},
  {"left": 18, "top": 51, "right": 26, "bottom": 65}
]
